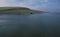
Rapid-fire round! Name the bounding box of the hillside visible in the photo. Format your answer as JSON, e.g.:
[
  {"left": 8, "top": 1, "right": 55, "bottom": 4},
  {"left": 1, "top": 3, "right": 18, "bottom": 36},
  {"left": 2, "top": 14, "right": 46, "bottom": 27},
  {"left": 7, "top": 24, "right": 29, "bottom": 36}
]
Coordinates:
[{"left": 0, "top": 7, "right": 43, "bottom": 15}]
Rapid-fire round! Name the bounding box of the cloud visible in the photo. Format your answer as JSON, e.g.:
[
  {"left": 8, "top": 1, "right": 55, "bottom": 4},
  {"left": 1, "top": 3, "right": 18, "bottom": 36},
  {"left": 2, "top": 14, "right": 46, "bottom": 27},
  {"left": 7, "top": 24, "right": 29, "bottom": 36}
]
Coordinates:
[
  {"left": 0, "top": 0, "right": 7, "bottom": 7},
  {"left": 0, "top": 0, "right": 60, "bottom": 12},
  {"left": 12, "top": 0, "right": 48, "bottom": 10},
  {"left": 0, "top": 0, "right": 48, "bottom": 6},
  {"left": 0, "top": 0, "right": 48, "bottom": 11}
]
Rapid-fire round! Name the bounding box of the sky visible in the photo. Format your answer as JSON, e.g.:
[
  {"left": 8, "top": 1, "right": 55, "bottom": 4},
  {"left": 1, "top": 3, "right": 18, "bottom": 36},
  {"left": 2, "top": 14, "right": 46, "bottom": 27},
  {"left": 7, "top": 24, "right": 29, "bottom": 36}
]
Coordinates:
[{"left": 0, "top": 0, "right": 60, "bottom": 12}]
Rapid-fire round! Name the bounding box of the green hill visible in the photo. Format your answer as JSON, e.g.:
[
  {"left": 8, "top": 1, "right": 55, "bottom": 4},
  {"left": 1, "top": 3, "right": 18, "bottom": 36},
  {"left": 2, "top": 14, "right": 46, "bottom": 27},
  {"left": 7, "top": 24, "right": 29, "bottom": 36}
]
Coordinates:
[{"left": 0, "top": 7, "right": 43, "bottom": 15}]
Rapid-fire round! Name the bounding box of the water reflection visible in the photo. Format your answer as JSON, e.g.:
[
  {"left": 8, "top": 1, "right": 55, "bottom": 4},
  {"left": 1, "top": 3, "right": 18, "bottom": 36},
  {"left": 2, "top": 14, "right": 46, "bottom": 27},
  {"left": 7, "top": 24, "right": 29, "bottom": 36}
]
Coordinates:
[{"left": 0, "top": 13, "right": 60, "bottom": 37}]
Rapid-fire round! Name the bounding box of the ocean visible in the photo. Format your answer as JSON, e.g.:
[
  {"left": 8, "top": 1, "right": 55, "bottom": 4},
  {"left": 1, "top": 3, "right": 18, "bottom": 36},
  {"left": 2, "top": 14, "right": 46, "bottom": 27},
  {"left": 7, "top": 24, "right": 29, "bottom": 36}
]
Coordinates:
[{"left": 0, "top": 12, "right": 60, "bottom": 37}]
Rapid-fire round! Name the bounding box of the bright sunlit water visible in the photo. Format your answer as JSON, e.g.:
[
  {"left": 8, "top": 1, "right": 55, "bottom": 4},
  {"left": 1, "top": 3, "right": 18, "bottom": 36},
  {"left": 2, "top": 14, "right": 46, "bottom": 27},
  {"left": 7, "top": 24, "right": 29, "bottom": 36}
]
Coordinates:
[{"left": 0, "top": 13, "right": 60, "bottom": 37}]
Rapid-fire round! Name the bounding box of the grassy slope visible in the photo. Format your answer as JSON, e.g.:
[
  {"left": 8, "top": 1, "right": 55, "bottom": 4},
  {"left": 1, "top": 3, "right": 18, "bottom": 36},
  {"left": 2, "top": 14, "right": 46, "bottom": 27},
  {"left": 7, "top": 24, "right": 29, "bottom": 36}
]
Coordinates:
[{"left": 0, "top": 7, "right": 42, "bottom": 14}]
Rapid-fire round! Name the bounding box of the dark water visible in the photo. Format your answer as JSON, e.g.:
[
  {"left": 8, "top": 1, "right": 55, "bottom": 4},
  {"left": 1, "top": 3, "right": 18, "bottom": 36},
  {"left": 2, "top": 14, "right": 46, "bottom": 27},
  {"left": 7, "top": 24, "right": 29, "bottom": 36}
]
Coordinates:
[{"left": 0, "top": 13, "right": 60, "bottom": 37}]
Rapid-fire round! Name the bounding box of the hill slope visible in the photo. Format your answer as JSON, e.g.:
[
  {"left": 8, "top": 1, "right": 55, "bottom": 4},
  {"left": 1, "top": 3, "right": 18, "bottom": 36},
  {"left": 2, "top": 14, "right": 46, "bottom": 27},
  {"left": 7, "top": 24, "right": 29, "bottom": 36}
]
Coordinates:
[{"left": 0, "top": 7, "right": 43, "bottom": 14}]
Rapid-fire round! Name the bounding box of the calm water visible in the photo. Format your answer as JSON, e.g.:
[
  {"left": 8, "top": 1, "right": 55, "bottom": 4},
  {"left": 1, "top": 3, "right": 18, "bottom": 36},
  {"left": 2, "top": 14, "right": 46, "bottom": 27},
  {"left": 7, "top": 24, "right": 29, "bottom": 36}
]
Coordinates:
[{"left": 0, "top": 13, "right": 60, "bottom": 37}]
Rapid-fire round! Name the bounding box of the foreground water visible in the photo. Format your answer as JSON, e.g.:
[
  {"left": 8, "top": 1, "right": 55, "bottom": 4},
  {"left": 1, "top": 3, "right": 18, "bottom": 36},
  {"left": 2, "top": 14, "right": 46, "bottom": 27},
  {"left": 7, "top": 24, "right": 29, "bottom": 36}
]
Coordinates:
[{"left": 0, "top": 13, "right": 60, "bottom": 37}]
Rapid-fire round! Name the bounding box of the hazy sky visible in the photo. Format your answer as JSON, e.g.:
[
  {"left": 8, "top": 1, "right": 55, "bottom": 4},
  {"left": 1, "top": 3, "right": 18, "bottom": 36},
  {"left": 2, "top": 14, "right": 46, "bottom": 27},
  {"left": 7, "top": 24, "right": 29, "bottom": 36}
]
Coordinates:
[{"left": 0, "top": 0, "right": 60, "bottom": 12}]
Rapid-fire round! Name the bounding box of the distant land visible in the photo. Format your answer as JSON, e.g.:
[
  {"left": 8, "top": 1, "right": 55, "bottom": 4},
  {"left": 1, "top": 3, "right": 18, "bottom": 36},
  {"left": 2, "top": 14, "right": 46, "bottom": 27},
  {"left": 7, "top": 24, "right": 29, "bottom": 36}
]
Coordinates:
[{"left": 0, "top": 7, "right": 43, "bottom": 15}]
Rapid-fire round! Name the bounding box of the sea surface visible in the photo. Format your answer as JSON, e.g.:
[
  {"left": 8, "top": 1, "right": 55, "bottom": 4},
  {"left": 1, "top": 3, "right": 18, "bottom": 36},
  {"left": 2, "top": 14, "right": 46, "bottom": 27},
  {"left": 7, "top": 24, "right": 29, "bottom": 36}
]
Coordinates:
[{"left": 0, "top": 12, "right": 60, "bottom": 37}]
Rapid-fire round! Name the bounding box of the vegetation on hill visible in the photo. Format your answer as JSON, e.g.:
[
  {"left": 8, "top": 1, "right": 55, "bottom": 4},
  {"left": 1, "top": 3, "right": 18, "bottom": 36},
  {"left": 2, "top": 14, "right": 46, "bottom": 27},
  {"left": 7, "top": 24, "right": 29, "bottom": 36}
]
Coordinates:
[{"left": 0, "top": 7, "right": 43, "bottom": 15}]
